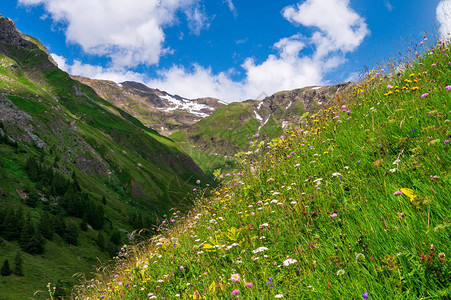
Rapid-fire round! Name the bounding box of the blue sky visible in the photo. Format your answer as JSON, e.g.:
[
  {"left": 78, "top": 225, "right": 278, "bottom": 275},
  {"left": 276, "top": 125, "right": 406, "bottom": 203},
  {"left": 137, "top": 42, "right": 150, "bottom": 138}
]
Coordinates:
[{"left": 1, "top": 0, "right": 450, "bottom": 101}]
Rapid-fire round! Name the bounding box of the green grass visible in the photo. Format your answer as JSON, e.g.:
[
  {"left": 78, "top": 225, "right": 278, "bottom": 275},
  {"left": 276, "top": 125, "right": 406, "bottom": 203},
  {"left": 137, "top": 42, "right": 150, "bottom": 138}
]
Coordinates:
[
  {"left": 0, "top": 20, "right": 212, "bottom": 299},
  {"left": 73, "top": 40, "right": 450, "bottom": 299}
]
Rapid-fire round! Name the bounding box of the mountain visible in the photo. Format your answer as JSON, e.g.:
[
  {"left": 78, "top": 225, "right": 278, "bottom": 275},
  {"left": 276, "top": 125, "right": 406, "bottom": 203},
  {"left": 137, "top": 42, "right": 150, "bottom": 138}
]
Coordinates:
[
  {"left": 171, "top": 82, "right": 355, "bottom": 157},
  {"left": 72, "top": 76, "right": 225, "bottom": 136},
  {"left": 0, "top": 14, "right": 209, "bottom": 299}
]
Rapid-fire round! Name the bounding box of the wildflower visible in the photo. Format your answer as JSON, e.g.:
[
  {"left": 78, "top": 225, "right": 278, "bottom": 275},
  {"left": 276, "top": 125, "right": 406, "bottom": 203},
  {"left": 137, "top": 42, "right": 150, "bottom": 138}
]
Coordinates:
[
  {"left": 362, "top": 291, "right": 369, "bottom": 299},
  {"left": 330, "top": 213, "right": 337, "bottom": 218},
  {"left": 231, "top": 289, "right": 239, "bottom": 295},
  {"left": 267, "top": 277, "right": 274, "bottom": 288},
  {"left": 245, "top": 282, "right": 253, "bottom": 287},
  {"left": 196, "top": 180, "right": 201, "bottom": 184},
  {"left": 421, "top": 93, "right": 428, "bottom": 98},
  {"left": 393, "top": 191, "right": 402, "bottom": 196},
  {"left": 431, "top": 63, "right": 436, "bottom": 67},
  {"left": 249, "top": 141, "right": 254, "bottom": 145},
  {"left": 356, "top": 253, "right": 366, "bottom": 261},
  {"left": 180, "top": 266, "right": 184, "bottom": 270},
  {"left": 331, "top": 172, "right": 341, "bottom": 177},
  {"left": 253, "top": 247, "right": 268, "bottom": 253},
  {"left": 357, "top": 160, "right": 360, "bottom": 164},
  {"left": 230, "top": 273, "right": 241, "bottom": 282},
  {"left": 275, "top": 294, "right": 284, "bottom": 298},
  {"left": 283, "top": 258, "right": 298, "bottom": 266},
  {"left": 446, "top": 85, "right": 451, "bottom": 90},
  {"left": 255, "top": 133, "right": 260, "bottom": 138},
  {"left": 336, "top": 269, "right": 345, "bottom": 276},
  {"left": 387, "top": 85, "right": 392, "bottom": 89},
  {"left": 445, "top": 140, "right": 450, "bottom": 144}
]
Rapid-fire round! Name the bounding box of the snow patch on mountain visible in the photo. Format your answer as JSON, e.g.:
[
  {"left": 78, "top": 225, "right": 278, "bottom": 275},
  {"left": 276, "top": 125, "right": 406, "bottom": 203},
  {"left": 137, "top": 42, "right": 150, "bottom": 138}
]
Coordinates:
[
  {"left": 254, "top": 110, "right": 263, "bottom": 121},
  {"left": 285, "top": 101, "right": 292, "bottom": 110},
  {"left": 159, "top": 94, "right": 210, "bottom": 118}
]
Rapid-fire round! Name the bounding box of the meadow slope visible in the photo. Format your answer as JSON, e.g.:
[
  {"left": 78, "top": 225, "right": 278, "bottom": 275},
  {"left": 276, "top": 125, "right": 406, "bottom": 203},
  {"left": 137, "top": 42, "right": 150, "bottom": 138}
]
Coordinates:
[{"left": 73, "top": 39, "right": 450, "bottom": 299}]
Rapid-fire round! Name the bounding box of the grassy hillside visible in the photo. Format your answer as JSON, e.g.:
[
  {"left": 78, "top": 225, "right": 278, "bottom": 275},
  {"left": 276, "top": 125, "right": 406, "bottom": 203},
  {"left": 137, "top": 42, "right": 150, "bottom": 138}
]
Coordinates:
[
  {"left": 171, "top": 83, "right": 353, "bottom": 175},
  {"left": 73, "top": 39, "right": 450, "bottom": 299},
  {"left": 0, "top": 16, "right": 210, "bottom": 299}
]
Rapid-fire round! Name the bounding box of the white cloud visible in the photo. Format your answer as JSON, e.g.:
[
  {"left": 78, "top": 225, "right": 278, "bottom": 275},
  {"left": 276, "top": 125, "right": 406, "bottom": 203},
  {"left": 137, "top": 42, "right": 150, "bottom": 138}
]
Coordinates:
[
  {"left": 51, "top": 53, "right": 146, "bottom": 83},
  {"left": 437, "top": 0, "right": 451, "bottom": 40},
  {"left": 282, "top": 0, "right": 369, "bottom": 57},
  {"left": 47, "top": 0, "right": 369, "bottom": 102},
  {"left": 185, "top": 4, "right": 211, "bottom": 35},
  {"left": 19, "top": 0, "right": 203, "bottom": 67},
  {"left": 385, "top": 1, "right": 393, "bottom": 12},
  {"left": 224, "top": 0, "right": 237, "bottom": 18}
]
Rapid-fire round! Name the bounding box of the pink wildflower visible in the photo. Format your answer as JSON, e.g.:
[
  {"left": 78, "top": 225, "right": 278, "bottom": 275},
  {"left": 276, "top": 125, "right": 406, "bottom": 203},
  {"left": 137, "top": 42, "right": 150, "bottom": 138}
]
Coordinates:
[{"left": 230, "top": 273, "right": 241, "bottom": 282}]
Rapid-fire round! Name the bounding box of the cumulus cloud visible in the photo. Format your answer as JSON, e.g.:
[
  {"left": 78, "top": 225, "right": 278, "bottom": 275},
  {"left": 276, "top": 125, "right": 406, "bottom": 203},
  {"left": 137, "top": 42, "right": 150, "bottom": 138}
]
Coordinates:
[
  {"left": 19, "top": 0, "right": 204, "bottom": 67},
  {"left": 51, "top": 53, "right": 146, "bottom": 83},
  {"left": 145, "top": 1, "right": 369, "bottom": 101},
  {"left": 437, "top": 0, "right": 451, "bottom": 40},
  {"left": 45, "top": 0, "right": 369, "bottom": 102},
  {"left": 282, "top": 0, "right": 369, "bottom": 57}
]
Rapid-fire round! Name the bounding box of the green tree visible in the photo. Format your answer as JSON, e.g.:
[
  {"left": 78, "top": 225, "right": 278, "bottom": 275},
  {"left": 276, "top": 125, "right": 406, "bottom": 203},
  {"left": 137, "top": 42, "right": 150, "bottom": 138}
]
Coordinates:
[
  {"left": 80, "top": 213, "right": 88, "bottom": 231},
  {"left": 14, "top": 251, "right": 23, "bottom": 276},
  {"left": 64, "top": 220, "right": 79, "bottom": 246},
  {"left": 54, "top": 215, "right": 66, "bottom": 237},
  {"left": 110, "top": 228, "right": 122, "bottom": 246},
  {"left": 25, "top": 191, "right": 40, "bottom": 208},
  {"left": 1, "top": 259, "right": 12, "bottom": 276},
  {"left": 19, "top": 215, "right": 45, "bottom": 255},
  {"left": 96, "top": 232, "right": 105, "bottom": 251},
  {"left": 1, "top": 207, "right": 23, "bottom": 241},
  {"left": 38, "top": 211, "right": 54, "bottom": 240}
]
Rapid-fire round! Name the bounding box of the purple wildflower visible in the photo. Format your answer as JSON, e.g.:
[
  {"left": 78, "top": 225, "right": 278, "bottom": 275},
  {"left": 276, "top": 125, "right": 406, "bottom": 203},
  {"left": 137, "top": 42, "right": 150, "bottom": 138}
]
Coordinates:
[
  {"left": 421, "top": 93, "right": 428, "bottom": 98},
  {"left": 446, "top": 85, "right": 451, "bottom": 90},
  {"left": 362, "top": 291, "right": 369, "bottom": 299}
]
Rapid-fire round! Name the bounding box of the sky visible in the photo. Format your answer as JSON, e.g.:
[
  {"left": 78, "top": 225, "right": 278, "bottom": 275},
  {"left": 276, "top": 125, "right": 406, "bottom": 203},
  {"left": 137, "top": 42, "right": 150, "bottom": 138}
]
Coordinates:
[{"left": 1, "top": 0, "right": 450, "bottom": 102}]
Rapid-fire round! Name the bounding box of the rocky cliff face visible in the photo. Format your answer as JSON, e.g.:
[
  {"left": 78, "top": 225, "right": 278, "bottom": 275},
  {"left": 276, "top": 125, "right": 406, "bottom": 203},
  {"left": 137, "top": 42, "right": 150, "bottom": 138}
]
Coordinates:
[
  {"left": 0, "top": 17, "right": 37, "bottom": 49},
  {"left": 72, "top": 76, "right": 225, "bottom": 136}
]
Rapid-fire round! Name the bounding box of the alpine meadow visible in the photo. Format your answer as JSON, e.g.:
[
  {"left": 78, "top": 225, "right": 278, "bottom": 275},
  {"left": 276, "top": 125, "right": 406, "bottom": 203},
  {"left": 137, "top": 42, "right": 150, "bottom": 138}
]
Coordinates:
[
  {"left": 71, "top": 39, "right": 450, "bottom": 299},
  {"left": 0, "top": 2, "right": 450, "bottom": 300}
]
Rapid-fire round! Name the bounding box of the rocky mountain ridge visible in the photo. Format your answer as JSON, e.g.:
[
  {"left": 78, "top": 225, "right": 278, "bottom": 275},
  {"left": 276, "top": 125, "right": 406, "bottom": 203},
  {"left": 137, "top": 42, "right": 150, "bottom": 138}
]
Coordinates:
[
  {"left": 171, "top": 82, "right": 355, "bottom": 157},
  {"left": 72, "top": 76, "right": 225, "bottom": 136}
]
